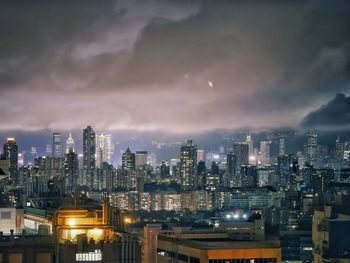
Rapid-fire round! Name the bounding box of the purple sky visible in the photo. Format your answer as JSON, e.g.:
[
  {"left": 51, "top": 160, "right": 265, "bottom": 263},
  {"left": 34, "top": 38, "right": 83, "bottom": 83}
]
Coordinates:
[{"left": 0, "top": 0, "right": 349, "bottom": 134}]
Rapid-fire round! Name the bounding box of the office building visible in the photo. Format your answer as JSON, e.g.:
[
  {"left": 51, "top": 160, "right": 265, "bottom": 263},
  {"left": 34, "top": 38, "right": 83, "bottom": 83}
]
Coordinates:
[
  {"left": 260, "top": 141, "right": 270, "bottom": 166},
  {"left": 52, "top": 132, "right": 62, "bottom": 158},
  {"left": 135, "top": 151, "right": 147, "bottom": 167},
  {"left": 96, "top": 134, "right": 113, "bottom": 167},
  {"left": 234, "top": 143, "right": 249, "bottom": 168},
  {"left": 2, "top": 138, "right": 18, "bottom": 184},
  {"left": 83, "top": 126, "right": 96, "bottom": 188},
  {"left": 180, "top": 140, "right": 197, "bottom": 190}
]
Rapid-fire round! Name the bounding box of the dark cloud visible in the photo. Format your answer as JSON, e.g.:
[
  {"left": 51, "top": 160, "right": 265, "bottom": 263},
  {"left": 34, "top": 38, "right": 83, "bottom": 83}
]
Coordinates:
[
  {"left": 0, "top": 0, "right": 349, "bottom": 133},
  {"left": 301, "top": 93, "right": 350, "bottom": 130}
]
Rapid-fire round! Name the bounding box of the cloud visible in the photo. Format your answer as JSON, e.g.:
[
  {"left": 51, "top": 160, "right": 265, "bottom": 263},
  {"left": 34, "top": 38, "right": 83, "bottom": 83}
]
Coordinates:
[
  {"left": 301, "top": 94, "right": 350, "bottom": 130},
  {"left": 0, "top": 0, "right": 349, "bottom": 133}
]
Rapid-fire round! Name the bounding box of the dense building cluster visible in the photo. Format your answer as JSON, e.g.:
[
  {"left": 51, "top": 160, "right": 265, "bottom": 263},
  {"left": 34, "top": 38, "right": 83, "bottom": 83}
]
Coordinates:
[{"left": 0, "top": 127, "right": 350, "bottom": 262}]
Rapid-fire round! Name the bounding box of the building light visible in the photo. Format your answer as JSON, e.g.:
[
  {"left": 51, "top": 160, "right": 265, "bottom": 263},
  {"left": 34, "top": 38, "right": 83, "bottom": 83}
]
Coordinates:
[{"left": 67, "top": 218, "right": 76, "bottom": 226}]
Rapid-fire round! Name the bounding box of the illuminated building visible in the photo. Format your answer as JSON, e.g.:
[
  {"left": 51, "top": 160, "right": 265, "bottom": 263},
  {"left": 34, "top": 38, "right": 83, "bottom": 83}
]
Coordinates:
[
  {"left": 83, "top": 126, "right": 96, "bottom": 189},
  {"left": 122, "top": 148, "right": 136, "bottom": 190},
  {"left": 95, "top": 134, "right": 113, "bottom": 168},
  {"left": 260, "top": 141, "right": 270, "bottom": 166},
  {"left": 245, "top": 133, "right": 254, "bottom": 161},
  {"left": 53, "top": 201, "right": 141, "bottom": 262},
  {"left": 225, "top": 152, "right": 237, "bottom": 187},
  {"left": 157, "top": 232, "right": 281, "bottom": 263},
  {"left": 2, "top": 138, "right": 18, "bottom": 184},
  {"left": 279, "top": 137, "right": 285, "bottom": 156},
  {"left": 64, "top": 148, "right": 78, "bottom": 194},
  {"left": 162, "top": 192, "right": 181, "bottom": 211},
  {"left": 306, "top": 129, "right": 318, "bottom": 164},
  {"left": 65, "top": 132, "right": 75, "bottom": 153},
  {"left": 180, "top": 140, "right": 197, "bottom": 190},
  {"left": 52, "top": 132, "right": 62, "bottom": 158},
  {"left": 197, "top": 149, "right": 205, "bottom": 163},
  {"left": 135, "top": 151, "right": 147, "bottom": 167}
]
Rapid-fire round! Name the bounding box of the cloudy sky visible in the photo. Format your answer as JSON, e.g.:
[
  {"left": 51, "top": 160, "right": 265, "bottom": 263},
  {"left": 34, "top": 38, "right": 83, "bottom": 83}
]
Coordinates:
[{"left": 1, "top": 0, "right": 349, "bottom": 134}]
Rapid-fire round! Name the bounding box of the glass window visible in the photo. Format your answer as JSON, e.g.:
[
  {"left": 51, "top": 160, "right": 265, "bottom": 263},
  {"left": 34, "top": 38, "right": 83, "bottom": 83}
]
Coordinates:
[{"left": 1, "top": 212, "right": 11, "bottom": 219}]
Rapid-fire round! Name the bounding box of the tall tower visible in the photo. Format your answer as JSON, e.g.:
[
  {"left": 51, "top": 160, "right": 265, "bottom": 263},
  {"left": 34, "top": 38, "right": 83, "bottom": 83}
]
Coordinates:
[
  {"left": 180, "top": 140, "right": 197, "bottom": 190},
  {"left": 260, "top": 141, "right": 271, "bottom": 166},
  {"left": 233, "top": 142, "right": 249, "bottom": 168},
  {"left": 279, "top": 137, "right": 286, "bottom": 156},
  {"left": 95, "top": 134, "right": 113, "bottom": 167},
  {"left": 64, "top": 147, "right": 79, "bottom": 194},
  {"left": 52, "top": 132, "right": 62, "bottom": 158},
  {"left": 122, "top": 148, "right": 136, "bottom": 189},
  {"left": 225, "top": 152, "right": 237, "bottom": 187},
  {"left": 245, "top": 133, "right": 253, "bottom": 160},
  {"left": 83, "top": 126, "right": 96, "bottom": 188},
  {"left": 3, "top": 138, "right": 18, "bottom": 184},
  {"left": 65, "top": 132, "right": 75, "bottom": 153},
  {"left": 306, "top": 129, "right": 318, "bottom": 164}
]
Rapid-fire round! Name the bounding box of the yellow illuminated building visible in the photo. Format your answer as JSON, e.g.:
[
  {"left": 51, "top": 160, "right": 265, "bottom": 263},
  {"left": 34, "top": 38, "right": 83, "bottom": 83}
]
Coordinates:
[{"left": 53, "top": 202, "right": 116, "bottom": 244}]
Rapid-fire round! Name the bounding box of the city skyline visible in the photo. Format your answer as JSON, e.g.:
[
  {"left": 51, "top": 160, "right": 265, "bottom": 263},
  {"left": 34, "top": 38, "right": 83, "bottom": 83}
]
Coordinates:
[{"left": 0, "top": 1, "right": 349, "bottom": 133}]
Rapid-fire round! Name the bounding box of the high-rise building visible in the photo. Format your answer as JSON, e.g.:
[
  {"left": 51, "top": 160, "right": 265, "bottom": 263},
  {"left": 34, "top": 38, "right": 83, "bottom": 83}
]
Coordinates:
[
  {"left": 135, "top": 151, "right": 148, "bottom": 167},
  {"left": 197, "top": 149, "right": 205, "bottom": 163},
  {"left": 245, "top": 133, "right": 254, "bottom": 160},
  {"left": 3, "top": 138, "right": 18, "bottom": 184},
  {"left": 260, "top": 141, "right": 271, "bottom": 166},
  {"left": 83, "top": 126, "right": 96, "bottom": 188},
  {"left": 233, "top": 142, "right": 249, "bottom": 168},
  {"left": 335, "top": 136, "right": 343, "bottom": 161},
  {"left": 180, "top": 140, "right": 197, "bottom": 190},
  {"left": 306, "top": 129, "right": 317, "bottom": 164},
  {"left": 96, "top": 134, "right": 113, "bottom": 167},
  {"left": 122, "top": 148, "right": 136, "bottom": 189},
  {"left": 64, "top": 147, "right": 79, "bottom": 194},
  {"left": 65, "top": 132, "right": 75, "bottom": 153},
  {"left": 52, "top": 132, "right": 62, "bottom": 158},
  {"left": 279, "top": 137, "right": 285, "bottom": 156},
  {"left": 225, "top": 152, "right": 237, "bottom": 187}
]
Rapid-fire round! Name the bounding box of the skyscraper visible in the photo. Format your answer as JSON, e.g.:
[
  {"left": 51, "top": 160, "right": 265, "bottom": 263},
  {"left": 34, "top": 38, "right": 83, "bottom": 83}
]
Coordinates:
[
  {"left": 306, "top": 129, "right": 318, "bottom": 164},
  {"left": 95, "top": 134, "right": 113, "bottom": 167},
  {"left": 3, "top": 138, "right": 18, "bottom": 184},
  {"left": 135, "top": 151, "right": 148, "bottom": 167},
  {"left": 65, "top": 132, "right": 75, "bottom": 153},
  {"left": 52, "top": 132, "right": 62, "bottom": 158},
  {"left": 225, "top": 152, "right": 237, "bottom": 187},
  {"left": 180, "top": 140, "right": 197, "bottom": 190},
  {"left": 245, "top": 133, "right": 254, "bottom": 160},
  {"left": 233, "top": 142, "right": 249, "bottom": 168},
  {"left": 64, "top": 147, "right": 79, "bottom": 194},
  {"left": 83, "top": 126, "right": 96, "bottom": 188},
  {"left": 279, "top": 137, "right": 285, "bottom": 156},
  {"left": 122, "top": 148, "right": 136, "bottom": 189},
  {"left": 260, "top": 141, "right": 271, "bottom": 166}
]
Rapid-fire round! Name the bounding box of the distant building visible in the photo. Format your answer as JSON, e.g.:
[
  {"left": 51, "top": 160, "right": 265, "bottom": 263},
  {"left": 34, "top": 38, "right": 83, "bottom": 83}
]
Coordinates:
[
  {"left": 83, "top": 126, "right": 96, "bottom": 188},
  {"left": 180, "top": 140, "right": 197, "bottom": 190},
  {"left": 96, "top": 134, "right": 113, "bottom": 167},
  {"left": 234, "top": 143, "right": 249, "bottom": 168},
  {"left": 52, "top": 132, "right": 62, "bottom": 158},
  {"left": 3, "top": 138, "right": 18, "bottom": 184},
  {"left": 260, "top": 141, "right": 270, "bottom": 166},
  {"left": 135, "top": 151, "right": 147, "bottom": 167}
]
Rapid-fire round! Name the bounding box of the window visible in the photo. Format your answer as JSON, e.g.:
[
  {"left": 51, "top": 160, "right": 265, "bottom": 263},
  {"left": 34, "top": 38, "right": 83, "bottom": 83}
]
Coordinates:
[{"left": 1, "top": 212, "right": 11, "bottom": 220}]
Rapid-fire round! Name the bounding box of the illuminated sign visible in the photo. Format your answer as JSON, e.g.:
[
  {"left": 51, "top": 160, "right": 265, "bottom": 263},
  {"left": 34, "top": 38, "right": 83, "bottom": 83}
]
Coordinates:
[{"left": 76, "top": 250, "right": 102, "bottom": 261}]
